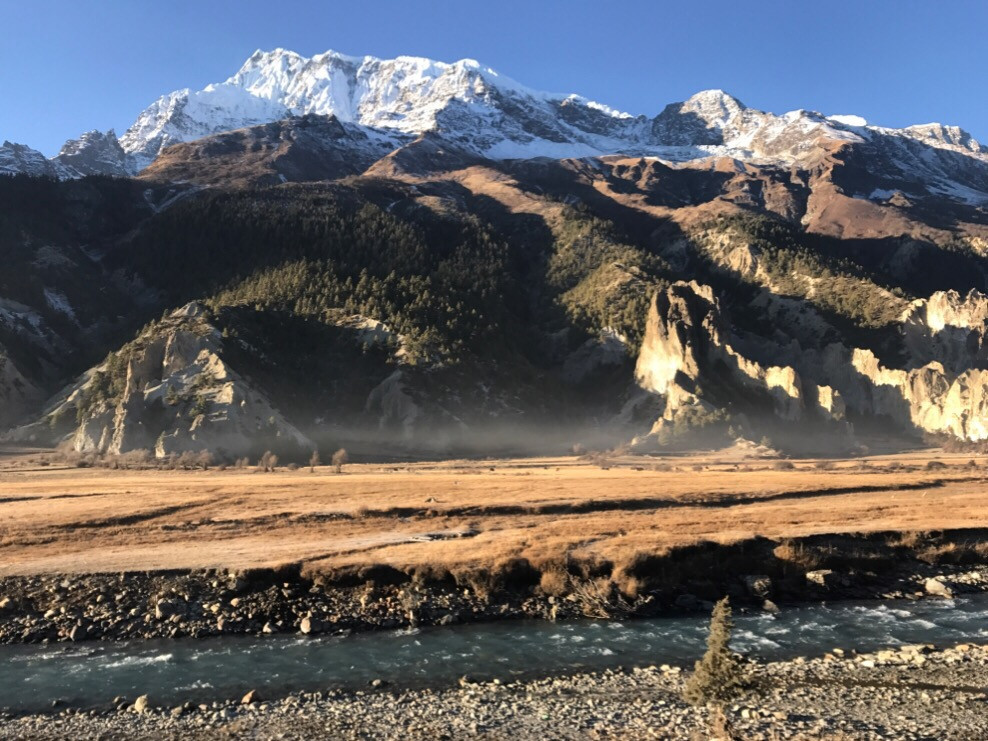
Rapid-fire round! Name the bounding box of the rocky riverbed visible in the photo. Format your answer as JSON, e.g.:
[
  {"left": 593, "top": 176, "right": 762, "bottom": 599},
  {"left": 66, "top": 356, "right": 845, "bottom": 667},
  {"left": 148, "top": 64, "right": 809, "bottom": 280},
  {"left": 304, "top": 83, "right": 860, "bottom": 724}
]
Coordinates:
[
  {"left": 2, "top": 562, "right": 986, "bottom": 646},
  {"left": 2, "top": 641, "right": 987, "bottom": 739}
]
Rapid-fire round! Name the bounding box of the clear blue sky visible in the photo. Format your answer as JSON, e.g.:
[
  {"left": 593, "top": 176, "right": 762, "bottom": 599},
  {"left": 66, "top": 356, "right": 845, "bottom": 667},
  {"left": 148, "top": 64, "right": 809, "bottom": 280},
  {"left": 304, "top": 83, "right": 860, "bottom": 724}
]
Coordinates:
[{"left": 2, "top": 0, "right": 985, "bottom": 156}]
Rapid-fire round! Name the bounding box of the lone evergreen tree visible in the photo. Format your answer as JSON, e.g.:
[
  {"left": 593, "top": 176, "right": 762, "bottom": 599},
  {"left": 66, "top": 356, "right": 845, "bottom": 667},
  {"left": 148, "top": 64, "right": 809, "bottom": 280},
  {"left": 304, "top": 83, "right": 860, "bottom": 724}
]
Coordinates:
[{"left": 683, "top": 597, "right": 749, "bottom": 706}]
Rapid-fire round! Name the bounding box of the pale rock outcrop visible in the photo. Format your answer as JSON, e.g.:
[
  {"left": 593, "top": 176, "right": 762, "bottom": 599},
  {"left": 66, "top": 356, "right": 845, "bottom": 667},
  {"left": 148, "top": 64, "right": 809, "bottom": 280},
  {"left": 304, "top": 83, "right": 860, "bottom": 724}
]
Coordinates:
[
  {"left": 12, "top": 303, "right": 311, "bottom": 458},
  {"left": 900, "top": 289, "right": 988, "bottom": 371},
  {"left": 813, "top": 344, "right": 988, "bottom": 441},
  {"left": 636, "top": 281, "right": 988, "bottom": 442},
  {"left": 365, "top": 370, "right": 421, "bottom": 439},
  {"left": 788, "top": 291, "right": 988, "bottom": 440},
  {"left": 634, "top": 281, "right": 843, "bottom": 433}
]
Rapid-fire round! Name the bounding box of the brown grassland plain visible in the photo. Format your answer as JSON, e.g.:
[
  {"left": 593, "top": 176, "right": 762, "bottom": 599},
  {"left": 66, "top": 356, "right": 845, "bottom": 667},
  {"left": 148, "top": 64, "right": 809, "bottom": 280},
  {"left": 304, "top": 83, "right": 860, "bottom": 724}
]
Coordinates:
[{"left": 2, "top": 445, "right": 987, "bottom": 579}]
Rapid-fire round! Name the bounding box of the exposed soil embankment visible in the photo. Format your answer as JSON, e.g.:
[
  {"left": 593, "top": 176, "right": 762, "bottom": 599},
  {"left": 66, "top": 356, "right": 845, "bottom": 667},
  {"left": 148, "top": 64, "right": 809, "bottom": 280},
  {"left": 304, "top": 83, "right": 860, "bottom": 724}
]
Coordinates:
[{"left": 2, "top": 531, "right": 986, "bottom": 645}]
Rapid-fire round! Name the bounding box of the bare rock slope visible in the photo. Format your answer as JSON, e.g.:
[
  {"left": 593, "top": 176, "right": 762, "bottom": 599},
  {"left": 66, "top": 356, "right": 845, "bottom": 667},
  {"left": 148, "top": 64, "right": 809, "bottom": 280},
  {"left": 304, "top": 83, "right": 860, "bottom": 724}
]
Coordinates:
[
  {"left": 634, "top": 281, "right": 988, "bottom": 443},
  {"left": 11, "top": 304, "right": 312, "bottom": 458}
]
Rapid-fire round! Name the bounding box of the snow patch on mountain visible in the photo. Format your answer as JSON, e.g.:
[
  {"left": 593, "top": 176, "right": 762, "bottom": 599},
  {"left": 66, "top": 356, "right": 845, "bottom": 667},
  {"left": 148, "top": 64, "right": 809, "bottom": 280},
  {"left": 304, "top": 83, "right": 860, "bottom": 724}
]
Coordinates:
[
  {"left": 43, "top": 289, "right": 78, "bottom": 323},
  {"left": 828, "top": 114, "right": 868, "bottom": 128}
]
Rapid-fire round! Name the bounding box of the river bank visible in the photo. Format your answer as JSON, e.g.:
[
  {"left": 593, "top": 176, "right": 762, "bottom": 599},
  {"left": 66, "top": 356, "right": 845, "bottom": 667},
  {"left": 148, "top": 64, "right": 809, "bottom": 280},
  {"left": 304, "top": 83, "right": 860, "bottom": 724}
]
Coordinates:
[
  {"left": 2, "top": 640, "right": 987, "bottom": 740},
  {"left": 2, "top": 550, "right": 987, "bottom": 646}
]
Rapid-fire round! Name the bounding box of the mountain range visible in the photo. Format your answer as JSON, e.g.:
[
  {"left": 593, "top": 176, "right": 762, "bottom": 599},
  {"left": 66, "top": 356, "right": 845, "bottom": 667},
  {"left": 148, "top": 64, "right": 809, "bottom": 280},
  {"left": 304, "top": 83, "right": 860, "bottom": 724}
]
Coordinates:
[{"left": 2, "top": 47, "right": 988, "bottom": 458}]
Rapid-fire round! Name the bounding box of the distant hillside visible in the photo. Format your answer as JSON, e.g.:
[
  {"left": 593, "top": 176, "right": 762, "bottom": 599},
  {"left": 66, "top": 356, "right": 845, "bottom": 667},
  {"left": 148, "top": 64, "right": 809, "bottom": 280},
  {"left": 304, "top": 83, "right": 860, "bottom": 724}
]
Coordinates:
[{"left": 3, "top": 48, "right": 988, "bottom": 457}]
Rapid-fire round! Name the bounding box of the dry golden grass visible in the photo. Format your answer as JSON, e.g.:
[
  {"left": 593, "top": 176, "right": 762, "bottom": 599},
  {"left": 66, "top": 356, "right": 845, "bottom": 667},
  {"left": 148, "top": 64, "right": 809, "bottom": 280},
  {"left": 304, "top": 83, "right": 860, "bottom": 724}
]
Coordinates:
[{"left": 1, "top": 445, "right": 987, "bottom": 577}]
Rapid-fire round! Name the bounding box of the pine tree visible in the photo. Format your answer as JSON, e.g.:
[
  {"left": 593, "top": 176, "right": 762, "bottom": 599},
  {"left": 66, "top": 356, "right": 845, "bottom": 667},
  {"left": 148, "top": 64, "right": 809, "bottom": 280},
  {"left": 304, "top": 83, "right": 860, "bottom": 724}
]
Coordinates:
[{"left": 682, "top": 597, "right": 749, "bottom": 706}]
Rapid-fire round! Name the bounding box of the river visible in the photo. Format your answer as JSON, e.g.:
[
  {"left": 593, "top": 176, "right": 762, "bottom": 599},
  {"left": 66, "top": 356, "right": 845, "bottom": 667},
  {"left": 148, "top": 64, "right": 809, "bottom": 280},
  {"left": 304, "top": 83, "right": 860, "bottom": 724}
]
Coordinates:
[{"left": 2, "top": 594, "right": 987, "bottom": 712}]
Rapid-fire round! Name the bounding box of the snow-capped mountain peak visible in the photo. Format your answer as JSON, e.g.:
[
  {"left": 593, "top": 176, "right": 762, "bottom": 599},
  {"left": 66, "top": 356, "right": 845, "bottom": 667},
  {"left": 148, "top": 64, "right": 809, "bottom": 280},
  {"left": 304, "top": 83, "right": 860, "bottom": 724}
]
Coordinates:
[
  {"left": 3, "top": 45, "right": 987, "bottom": 207},
  {"left": 680, "top": 89, "right": 747, "bottom": 129},
  {"left": 109, "top": 48, "right": 640, "bottom": 167},
  {"left": 902, "top": 123, "right": 984, "bottom": 154}
]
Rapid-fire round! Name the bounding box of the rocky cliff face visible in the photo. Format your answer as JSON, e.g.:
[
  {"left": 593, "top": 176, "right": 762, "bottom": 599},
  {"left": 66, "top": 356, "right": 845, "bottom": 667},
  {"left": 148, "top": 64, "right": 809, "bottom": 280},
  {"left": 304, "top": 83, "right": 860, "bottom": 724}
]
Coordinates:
[
  {"left": 804, "top": 291, "right": 988, "bottom": 441},
  {"left": 900, "top": 290, "right": 988, "bottom": 371},
  {"left": 0, "top": 141, "right": 75, "bottom": 178},
  {"left": 139, "top": 114, "right": 408, "bottom": 187},
  {"left": 633, "top": 282, "right": 845, "bottom": 445},
  {"left": 53, "top": 130, "right": 132, "bottom": 177},
  {"left": 11, "top": 304, "right": 312, "bottom": 458},
  {"left": 633, "top": 281, "right": 988, "bottom": 444}
]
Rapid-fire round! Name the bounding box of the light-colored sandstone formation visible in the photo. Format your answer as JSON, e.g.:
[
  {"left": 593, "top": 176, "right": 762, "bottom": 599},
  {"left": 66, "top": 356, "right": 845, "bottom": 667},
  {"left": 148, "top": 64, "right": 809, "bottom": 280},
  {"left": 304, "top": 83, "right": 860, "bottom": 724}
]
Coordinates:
[
  {"left": 635, "top": 281, "right": 988, "bottom": 442},
  {"left": 10, "top": 303, "right": 311, "bottom": 458},
  {"left": 634, "top": 282, "right": 844, "bottom": 440},
  {"left": 900, "top": 289, "right": 988, "bottom": 371},
  {"left": 364, "top": 370, "right": 422, "bottom": 440}
]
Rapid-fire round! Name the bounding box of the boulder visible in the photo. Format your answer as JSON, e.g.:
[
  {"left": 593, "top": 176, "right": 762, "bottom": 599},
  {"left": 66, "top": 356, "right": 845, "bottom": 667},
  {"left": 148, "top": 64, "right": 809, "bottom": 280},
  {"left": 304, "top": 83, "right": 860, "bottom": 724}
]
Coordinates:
[
  {"left": 806, "top": 570, "right": 839, "bottom": 589},
  {"left": 241, "top": 689, "right": 261, "bottom": 705},
  {"left": 743, "top": 575, "right": 773, "bottom": 599},
  {"left": 923, "top": 577, "right": 954, "bottom": 598},
  {"left": 154, "top": 598, "right": 186, "bottom": 620}
]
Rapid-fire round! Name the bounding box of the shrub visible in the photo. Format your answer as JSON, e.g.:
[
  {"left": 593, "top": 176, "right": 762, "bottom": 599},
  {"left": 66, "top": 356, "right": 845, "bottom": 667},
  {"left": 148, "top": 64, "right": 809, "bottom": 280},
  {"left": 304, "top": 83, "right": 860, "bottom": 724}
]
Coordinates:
[
  {"left": 189, "top": 393, "right": 210, "bottom": 419},
  {"left": 568, "top": 577, "right": 641, "bottom": 619},
  {"left": 118, "top": 449, "right": 152, "bottom": 469},
  {"left": 539, "top": 566, "right": 570, "bottom": 597},
  {"left": 332, "top": 448, "right": 349, "bottom": 474},
  {"left": 926, "top": 460, "right": 947, "bottom": 470},
  {"left": 683, "top": 597, "right": 750, "bottom": 706},
  {"left": 772, "top": 460, "right": 795, "bottom": 471},
  {"left": 258, "top": 450, "right": 278, "bottom": 473},
  {"left": 176, "top": 451, "right": 199, "bottom": 470}
]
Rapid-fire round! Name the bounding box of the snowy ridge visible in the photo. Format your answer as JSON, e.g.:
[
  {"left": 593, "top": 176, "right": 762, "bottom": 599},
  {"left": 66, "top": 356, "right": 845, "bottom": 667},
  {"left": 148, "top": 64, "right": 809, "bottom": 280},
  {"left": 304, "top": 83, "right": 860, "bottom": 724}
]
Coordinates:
[
  {"left": 1, "top": 47, "right": 987, "bottom": 205},
  {"left": 116, "top": 48, "right": 646, "bottom": 168},
  {"left": 0, "top": 140, "right": 76, "bottom": 178}
]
